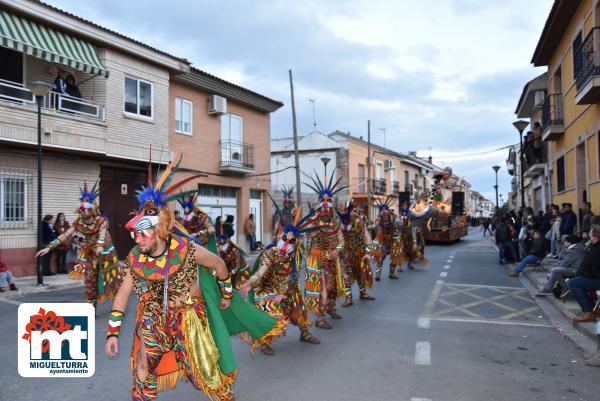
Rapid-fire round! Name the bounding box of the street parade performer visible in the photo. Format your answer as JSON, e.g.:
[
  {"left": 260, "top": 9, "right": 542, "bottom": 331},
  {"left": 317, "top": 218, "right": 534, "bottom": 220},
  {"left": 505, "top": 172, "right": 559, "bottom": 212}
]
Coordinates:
[
  {"left": 271, "top": 185, "right": 296, "bottom": 238},
  {"left": 240, "top": 201, "right": 320, "bottom": 355},
  {"left": 339, "top": 201, "right": 375, "bottom": 306},
  {"left": 216, "top": 234, "right": 251, "bottom": 291},
  {"left": 35, "top": 182, "right": 121, "bottom": 307},
  {"left": 177, "top": 191, "right": 216, "bottom": 248},
  {"left": 304, "top": 170, "right": 347, "bottom": 329},
  {"left": 371, "top": 196, "right": 403, "bottom": 280},
  {"left": 408, "top": 192, "right": 431, "bottom": 265},
  {"left": 104, "top": 158, "right": 282, "bottom": 401}
]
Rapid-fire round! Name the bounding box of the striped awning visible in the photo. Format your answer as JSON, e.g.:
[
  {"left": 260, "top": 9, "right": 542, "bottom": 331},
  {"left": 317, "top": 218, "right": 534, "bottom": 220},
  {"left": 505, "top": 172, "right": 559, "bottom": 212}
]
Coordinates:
[{"left": 0, "top": 10, "right": 109, "bottom": 77}]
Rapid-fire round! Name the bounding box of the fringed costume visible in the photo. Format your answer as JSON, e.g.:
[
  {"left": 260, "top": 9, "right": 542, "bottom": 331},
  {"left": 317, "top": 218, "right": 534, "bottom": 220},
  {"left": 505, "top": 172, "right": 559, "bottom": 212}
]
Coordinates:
[
  {"left": 303, "top": 169, "right": 347, "bottom": 328},
  {"left": 408, "top": 193, "right": 431, "bottom": 267},
  {"left": 217, "top": 236, "right": 250, "bottom": 291},
  {"left": 372, "top": 196, "right": 403, "bottom": 280},
  {"left": 339, "top": 202, "right": 374, "bottom": 306},
  {"left": 44, "top": 182, "right": 121, "bottom": 306},
  {"left": 177, "top": 192, "right": 216, "bottom": 248},
  {"left": 271, "top": 185, "right": 296, "bottom": 240},
  {"left": 106, "top": 157, "right": 279, "bottom": 401}
]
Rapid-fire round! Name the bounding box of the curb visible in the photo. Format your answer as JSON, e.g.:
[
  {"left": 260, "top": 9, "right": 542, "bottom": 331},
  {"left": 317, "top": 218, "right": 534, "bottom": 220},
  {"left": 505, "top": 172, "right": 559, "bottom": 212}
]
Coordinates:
[{"left": 0, "top": 277, "right": 84, "bottom": 300}]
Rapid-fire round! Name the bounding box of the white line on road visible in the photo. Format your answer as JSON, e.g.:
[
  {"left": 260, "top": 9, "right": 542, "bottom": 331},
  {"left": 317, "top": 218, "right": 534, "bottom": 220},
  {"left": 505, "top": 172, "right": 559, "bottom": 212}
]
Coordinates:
[
  {"left": 426, "top": 316, "right": 552, "bottom": 328},
  {"left": 449, "top": 254, "right": 454, "bottom": 259},
  {"left": 443, "top": 265, "right": 450, "bottom": 269},
  {"left": 411, "top": 398, "right": 432, "bottom": 401},
  {"left": 417, "top": 317, "right": 431, "bottom": 329},
  {"left": 0, "top": 297, "right": 23, "bottom": 305},
  {"left": 414, "top": 341, "right": 431, "bottom": 365},
  {"left": 446, "top": 259, "right": 452, "bottom": 263},
  {"left": 435, "top": 279, "right": 444, "bottom": 284},
  {"left": 440, "top": 272, "right": 448, "bottom": 278}
]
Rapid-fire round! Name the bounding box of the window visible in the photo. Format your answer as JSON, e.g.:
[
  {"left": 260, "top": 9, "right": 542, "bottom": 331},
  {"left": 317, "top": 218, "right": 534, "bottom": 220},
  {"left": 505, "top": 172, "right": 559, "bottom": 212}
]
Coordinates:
[
  {"left": 556, "top": 156, "right": 566, "bottom": 192},
  {"left": 404, "top": 170, "right": 409, "bottom": 191},
  {"left": 1, "top": 176, "right": 27, "bottom": 223},
  {"left": 124, "top": 76, "right": 153, "bottom": 117},
  {"left": 175, "top": 97, "right": 193, "bottom": 135},
  {"left": 220, "top": 114, "right": 243, "bottom": 143},
  {"left": 573, "top": 30, "right": 583, "bottom": 81}
]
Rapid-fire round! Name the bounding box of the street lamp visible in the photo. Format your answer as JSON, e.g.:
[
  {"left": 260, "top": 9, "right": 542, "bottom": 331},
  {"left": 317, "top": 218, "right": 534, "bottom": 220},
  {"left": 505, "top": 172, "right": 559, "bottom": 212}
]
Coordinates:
[
  {"left": 321, "top": 157, "right": 331, "bottom": 182},
  {"left": 513, "top": 120, "right": 529, "bottom": 210},
  {"left": 29, "top": 80, "right": 52, "bottom": 286},
  {"left": 492, "top": 165, "right": 500, "bottom": 216}
]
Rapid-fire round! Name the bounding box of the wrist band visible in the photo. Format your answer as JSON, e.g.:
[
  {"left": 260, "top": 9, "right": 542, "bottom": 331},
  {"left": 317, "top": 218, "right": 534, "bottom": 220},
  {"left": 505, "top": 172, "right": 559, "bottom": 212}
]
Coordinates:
[
  {"left": 107, "top": 310, "right": 125, "bottom": 338},
  {"left": 48, "top": 239, "right": 62, "bottom": 250},
  {"left": 97, "top": 237, "right": 105, "bottom": 244},
  {"left": 248, "top": 275, "right": 259, "bottom": 285},
  {"left": 217, "top": 275, "right": 233, "bottom": 299}
]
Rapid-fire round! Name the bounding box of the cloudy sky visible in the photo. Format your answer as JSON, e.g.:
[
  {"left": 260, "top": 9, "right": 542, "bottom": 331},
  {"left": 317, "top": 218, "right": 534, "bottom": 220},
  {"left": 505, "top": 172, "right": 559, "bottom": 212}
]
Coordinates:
[{"left": 47, "top": 0, "right": 553, "bottom": 202}]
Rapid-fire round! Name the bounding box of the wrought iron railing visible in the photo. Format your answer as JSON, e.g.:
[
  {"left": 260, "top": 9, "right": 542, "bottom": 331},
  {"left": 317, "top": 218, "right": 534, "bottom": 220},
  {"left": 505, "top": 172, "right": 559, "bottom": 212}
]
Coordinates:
[
  {"left": 352, "top": 177, "right": 368, "bottom": 194},
  {"left": 574, "top": 27, "right": 600, "bottom": 88},
  {"left": 392, "top": 181, "right": 400, "bottom": 193},
  {"left": 0, "top": 78, "right": 105, "bottom": 120},
  {"left": 372, "top": 178, "right": 387, "bottom": 195},
  {"left": 220, "top": 140, "right": 255, "bottom": 170},
  {"left": 541, "top": 93, "right": 563, "bottom": 130}
]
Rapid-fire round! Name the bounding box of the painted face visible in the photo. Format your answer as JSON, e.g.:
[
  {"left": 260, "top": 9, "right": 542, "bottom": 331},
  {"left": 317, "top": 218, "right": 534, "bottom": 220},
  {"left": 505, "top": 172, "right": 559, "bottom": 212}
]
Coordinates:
[
  {"left": 130, "top": 227, "right": 158, "bottom": 254},
  {"left": 218, "top": 239, "right": 229, "bottom": 254},
  {"left": 276, "top": 231, "right": 297, "bottom": 257}
]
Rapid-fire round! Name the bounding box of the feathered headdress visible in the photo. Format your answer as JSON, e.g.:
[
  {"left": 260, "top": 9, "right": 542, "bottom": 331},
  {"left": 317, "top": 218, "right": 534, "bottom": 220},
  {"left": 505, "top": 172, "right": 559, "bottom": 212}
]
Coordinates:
[
  {"left": 175, "top": 191, "right": 198, "bottom": 213},
  {"left": 125, "top": 154, "right": 206, "bottom": 237},
  {"left": 337, "top": 200, "right": 356, "bottom": 224},
  {"left": 281, "top": 185, "right": 295, "bottom": 205},
  {"left": 304, "top": 169, "right": 347, "bottom": 211},
  {"left": 78, "top": 181, "right": 100, "bottom": 213},
  {"left": 373, "top": 195, "right": 395, "bottom": 214}
]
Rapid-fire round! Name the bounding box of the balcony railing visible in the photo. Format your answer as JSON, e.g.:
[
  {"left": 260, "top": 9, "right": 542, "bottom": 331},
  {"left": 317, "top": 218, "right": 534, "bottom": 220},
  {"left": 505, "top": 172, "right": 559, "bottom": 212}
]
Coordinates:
[
  {"left": 220, "top": 140, "right": 255, "bottom": 172},
  {"left": 541, "top": 93, "right": 564, "bottom": 141},
  {"left": 392, "top": 181, "right": 400, "bottom": 193},
  {"left": 351, "top": 178, "right": 387, "bottom": 195},
  {"left": 372, "top": 178, "right": 387, "bottom": 195},
  {"left": 352, "top": 177, "right": 368, "bottom": 194},
  {"left": 575, "top": 27, "right": 600, "bottom": 89},
  {"left": 0, "top": 78, "right": 105, "bottom": 120}
]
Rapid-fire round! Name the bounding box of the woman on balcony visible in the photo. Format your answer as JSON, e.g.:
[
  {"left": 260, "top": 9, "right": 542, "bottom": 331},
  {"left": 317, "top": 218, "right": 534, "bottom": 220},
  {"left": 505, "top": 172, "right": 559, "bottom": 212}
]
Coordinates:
[{"left": 65, "top": 74, "right": 81, "bottom": 98}]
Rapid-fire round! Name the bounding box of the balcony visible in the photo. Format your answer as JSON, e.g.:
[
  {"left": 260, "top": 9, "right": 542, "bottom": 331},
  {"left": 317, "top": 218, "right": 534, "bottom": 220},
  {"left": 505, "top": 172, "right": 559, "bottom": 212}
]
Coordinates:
[
  {"left": 219, "top": 140, "right": 255, "bottom": 174},
  {"left": 392, "top": 181, "right": 400, "bottom": 193},
  {"left": 351, "top": 178, "right": 387, "bottom": 195},
  {"left": 541, "top": 93, "right": 564, "bottom": 141},
  {"left": 372, "top": 178, "right": 387, "bottom": 195},
  {"left": 575, "top": 27, "right": 600, "bottom": 105},
  {"left": 0, "top": 78, "right": 105, "bottom": 120},
  {"left": 352, "top": 177, "right": 368, "bottom": 194}
]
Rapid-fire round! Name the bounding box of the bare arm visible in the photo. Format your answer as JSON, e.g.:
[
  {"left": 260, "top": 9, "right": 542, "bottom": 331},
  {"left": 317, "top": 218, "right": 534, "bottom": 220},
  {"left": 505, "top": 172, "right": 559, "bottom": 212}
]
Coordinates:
[
  {"left": 239, "top": 252, "right": 271, "bottom": 296},
  {"left": 34, "top": 225, "right": 76, "bottom": 257},
  {"left": 105, "top": 267, "right": 133, "bottom": 358},
  {"left": 194, "top": 244, "right": 228, "bottom": 280}
]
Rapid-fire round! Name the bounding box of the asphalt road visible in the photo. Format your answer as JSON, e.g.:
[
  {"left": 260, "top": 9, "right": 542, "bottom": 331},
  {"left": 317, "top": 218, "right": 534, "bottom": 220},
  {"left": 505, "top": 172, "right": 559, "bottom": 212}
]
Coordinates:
[{"left": 2, "top": 229, "right": 599, "bottom": 401}]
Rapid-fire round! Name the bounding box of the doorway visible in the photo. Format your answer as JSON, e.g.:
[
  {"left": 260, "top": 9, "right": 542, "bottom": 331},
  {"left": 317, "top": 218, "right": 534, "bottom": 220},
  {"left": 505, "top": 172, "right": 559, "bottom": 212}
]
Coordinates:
[
  {"left": 576, "top": 143, "right": 587, "bottom": 208},
  {"left": 250, "top": 190, "right": 263, "bottom": 243}
]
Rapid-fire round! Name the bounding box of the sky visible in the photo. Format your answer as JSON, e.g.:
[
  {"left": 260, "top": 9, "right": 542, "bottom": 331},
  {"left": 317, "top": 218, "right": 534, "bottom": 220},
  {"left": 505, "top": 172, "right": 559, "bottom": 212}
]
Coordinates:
[{"left": 46, "top": 0, "right": 554, "bottom": 203}]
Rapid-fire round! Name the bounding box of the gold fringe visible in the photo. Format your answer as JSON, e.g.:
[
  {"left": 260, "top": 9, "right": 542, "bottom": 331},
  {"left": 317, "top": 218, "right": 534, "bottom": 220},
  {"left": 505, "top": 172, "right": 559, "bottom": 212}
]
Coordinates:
[
  {"left": 240, "top": 318, "right": 289, "bottom": 352},
  {"left": 68, "top": 271, "right": 84, "bottom": 280},
  {"left": 157, "top": 370, "right": 181, "bottom": 391}
]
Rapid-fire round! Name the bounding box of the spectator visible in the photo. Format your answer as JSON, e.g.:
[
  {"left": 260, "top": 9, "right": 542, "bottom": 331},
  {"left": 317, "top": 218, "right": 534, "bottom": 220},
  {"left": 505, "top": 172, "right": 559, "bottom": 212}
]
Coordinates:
[
  {"left": 496, "top": 217, "right": 517, "bottom": 265},
  {"left": 53, "top": 213, "right": 70, "bottom": 274},
  {"left": 540, "top": 205, "right": 553, "bottom": 237},
  {"left": 223, "top": 215, "right": 235, "bottom": 239},
  {"left": 0, "top": 255, "right": 18, "bottom": 292},
  {"left": 549, "top": 205, "right": 562, "bottom": 258},
  {"left": 53, "top": 69, "right": 67, "bottom": 94},
  {"left": 535, "top": 235, "right": 586, "bottom": 297},
  {"left": 65, "top": 74, "right": 81, "bottom": 98},
  {"left": 569, "top": 227, "right": 600, "bottom": 323},
  {"left": 560, "top": 203, "right": 577, "bottom": 239},
  {"left": 215, "top": 216, "right": 223, "bottom": 238},
  {"left": 581, "top": 202, "right": 594, "bottom": 236},
  {"left": 244, "top": 214, "right": 257, "bottom": 252},
  {"left": 532, "top": 122, "right": 543, "bottom": 164},
  {"left": 41, "top": 214, "right": 56, "bottom": 276},
  {"left": 509, "top": 230, "right": 547, "bottom": 277},
  {"left": 482, "top": 218, "right": 492, "bottom": 237}
]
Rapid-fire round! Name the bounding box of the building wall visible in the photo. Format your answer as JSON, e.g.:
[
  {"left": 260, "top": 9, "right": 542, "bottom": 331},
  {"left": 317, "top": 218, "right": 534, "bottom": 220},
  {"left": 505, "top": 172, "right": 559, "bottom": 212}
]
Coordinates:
[
  {"left": 169, "top": 81, "right": 272, "bottom": 247},
  {"left": 546, "top": 0, "right": 600, "bottom": 214}
]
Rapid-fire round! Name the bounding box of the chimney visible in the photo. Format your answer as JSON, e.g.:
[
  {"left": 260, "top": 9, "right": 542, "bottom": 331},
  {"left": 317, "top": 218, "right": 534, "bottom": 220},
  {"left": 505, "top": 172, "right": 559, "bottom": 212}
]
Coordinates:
[
  {"left": 428, "top": 155, "right": 432, "bottom": 164},
  {"left": 408, "top": 151, "right": 417, "bottom": 157},
  {"left": 359, "top": 136, "right": 363, "bottom": 140}
]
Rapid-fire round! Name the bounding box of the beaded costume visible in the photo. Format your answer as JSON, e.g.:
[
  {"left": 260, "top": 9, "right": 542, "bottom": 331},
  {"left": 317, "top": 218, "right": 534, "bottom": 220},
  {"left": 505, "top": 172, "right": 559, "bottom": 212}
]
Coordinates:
[
  {"left": 177, "top": 192, "right": 215, "bottom": 248},
  {"left": 372, "top": 196, "right": 403, "bottom": 280},
  {"left": 217, "top": 236, "right": 250, "bottom": 290}
]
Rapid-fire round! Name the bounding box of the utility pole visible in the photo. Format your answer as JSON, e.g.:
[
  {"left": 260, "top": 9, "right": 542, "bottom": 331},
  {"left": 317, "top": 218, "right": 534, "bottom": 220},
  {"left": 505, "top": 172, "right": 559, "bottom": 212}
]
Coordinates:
[
  {"left": 289, "top": 70, "right": 302, "bottom": 208},
  {"left": 367, "top": 120, "right": 372, "bottom": 221}
]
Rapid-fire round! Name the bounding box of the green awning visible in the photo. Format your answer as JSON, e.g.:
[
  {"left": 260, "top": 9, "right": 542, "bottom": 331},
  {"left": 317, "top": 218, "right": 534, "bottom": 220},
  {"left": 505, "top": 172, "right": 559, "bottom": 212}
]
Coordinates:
[{"left": 0, "top": 10, "right": 109, "bottom": 78}]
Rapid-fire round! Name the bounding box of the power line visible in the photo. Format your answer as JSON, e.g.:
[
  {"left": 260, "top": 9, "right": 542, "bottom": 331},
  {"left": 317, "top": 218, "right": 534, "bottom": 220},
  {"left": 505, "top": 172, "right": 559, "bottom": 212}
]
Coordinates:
[{"left": 430, "top": 143, "right": 517, "bottom": 160}]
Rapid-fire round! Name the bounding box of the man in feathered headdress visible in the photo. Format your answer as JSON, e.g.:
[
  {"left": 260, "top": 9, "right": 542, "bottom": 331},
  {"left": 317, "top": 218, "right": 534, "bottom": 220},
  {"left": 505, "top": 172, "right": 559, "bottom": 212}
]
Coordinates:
[
  {"left": 35, "top": 182, "right": 121, "bottom": 307},
  {"left": 176, "top": 191, "right": 216, "bottom": 248},
  {"left": 272, "top": 185, "right": 296, "bottom": 240},
  {"left": 409, "top": 192, "right": 432, "bottom": 263},
  {"left": 103, "top": 157, "right": 279, "bottom": 401},
  {"left": 371, "top": 196, "right": 403, "bottom": 280},
  {"left": 339, "top": 201, "right": 375, "bottom": 306},
  {"left": 304, "top": 170, "right": 347, "bottom": 329},
  {"left": 240, "top": 200, "right": 319, "bottom": 355}
]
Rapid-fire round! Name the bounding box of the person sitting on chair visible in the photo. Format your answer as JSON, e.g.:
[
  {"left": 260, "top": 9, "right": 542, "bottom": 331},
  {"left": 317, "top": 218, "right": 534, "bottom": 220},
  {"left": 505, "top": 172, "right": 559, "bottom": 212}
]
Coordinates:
[
  {"left": 535, "top": 235, "right": 586, "bottom": 297},
  {"left": 509, "top": 230, "right": 547, "bottom": 277},
  {"left": 569, "top": 227, "right": 600, "bottom": 323}
]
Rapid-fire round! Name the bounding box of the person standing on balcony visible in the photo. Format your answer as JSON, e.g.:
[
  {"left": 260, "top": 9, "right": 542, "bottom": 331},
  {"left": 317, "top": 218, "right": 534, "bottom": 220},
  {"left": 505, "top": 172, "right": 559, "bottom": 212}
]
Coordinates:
[
  {"left": 65, "top": 74, "right": 81, "bottom": 98},
  {"left": 532, "top": 122, "right": 543, "bottom": 163},
  {"left": 53, "top": 69, "right": 67, "bottom": 94}
]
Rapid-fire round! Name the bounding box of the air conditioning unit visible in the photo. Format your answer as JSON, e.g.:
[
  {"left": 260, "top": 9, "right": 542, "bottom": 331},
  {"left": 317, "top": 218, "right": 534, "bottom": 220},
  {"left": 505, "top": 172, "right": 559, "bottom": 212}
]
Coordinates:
[
  {"left": 384, "top": 159, "right": 393, "bottom": 169},
  {"left": 208, "top": 95, "right": 227, "bottom": 115},
  {"left": 533, "top": 90, "right": 545, "bottom": 108}
]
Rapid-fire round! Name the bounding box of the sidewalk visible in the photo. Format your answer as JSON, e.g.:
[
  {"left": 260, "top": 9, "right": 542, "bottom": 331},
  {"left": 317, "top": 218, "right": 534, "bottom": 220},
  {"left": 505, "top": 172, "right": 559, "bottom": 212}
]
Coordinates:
[{"left": 0, "top": 253, "right": 260, "bottom": 301}]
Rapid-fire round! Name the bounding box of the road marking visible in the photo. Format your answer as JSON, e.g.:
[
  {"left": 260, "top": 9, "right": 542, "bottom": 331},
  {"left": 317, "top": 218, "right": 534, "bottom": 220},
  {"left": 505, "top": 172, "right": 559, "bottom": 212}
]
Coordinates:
[
  {"left": 414, "top": 341, "right": 431, "bottom": 365},
  {"left": 449, "top": 254, "right": 454, "bottom": 259},
  {"left": 411, "top": 398, "right": 432, "bottom": 401},
  {"left": 424, "top": 281, "right": 444, "bottom": 315},
  {"left": 446, "top": 259, "right": 452, "bottom": 263},
  {"left": 443, "top": 265, "right": 450, "bottom": 269},
  {"left": 417, "top": 317, "right": 430, "bottom": 329},
  {"left": 426, "top": 316, "right": 552, "bottom": 328},
  {"left": 0, "top": 297, "right": 23, "bottom": 305},
  {"left": 440, "top": 272, "right": 448, "bottom": 277},
  {"left": 435, "top": 279, "right": 444, "bottom": 285}
]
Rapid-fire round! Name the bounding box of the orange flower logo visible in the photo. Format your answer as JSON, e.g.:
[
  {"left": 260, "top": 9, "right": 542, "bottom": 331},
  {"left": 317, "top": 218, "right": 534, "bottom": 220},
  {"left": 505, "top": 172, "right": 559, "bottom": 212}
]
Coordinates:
[{"left": 22, "top": 308, "right": 72, "bottom": 352}]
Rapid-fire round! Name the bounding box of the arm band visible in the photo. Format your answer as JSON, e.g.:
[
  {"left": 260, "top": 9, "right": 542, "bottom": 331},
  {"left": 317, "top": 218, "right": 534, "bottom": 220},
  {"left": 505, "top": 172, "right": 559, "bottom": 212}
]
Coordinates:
[
  {"left": 107, "top": 310, "right": 125, "bottom": 338},
  {"left": 48, "top": 239, "right": 62, "bottom": 250},
  {"left": 217, "top": 275, "right": 233, "bottom": 299}
]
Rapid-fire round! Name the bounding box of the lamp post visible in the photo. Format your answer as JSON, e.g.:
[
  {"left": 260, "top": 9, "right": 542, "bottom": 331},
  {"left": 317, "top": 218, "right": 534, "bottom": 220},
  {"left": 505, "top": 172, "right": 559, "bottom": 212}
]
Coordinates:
[
  {"left": 492, "top": 165, "right": 500, "bottom": 216},
  {"left": 29, "top": 80, "right": 52, "bottom": 286},
  {"left": 513, "top": 120, "right": 529, "bottom": 210},
  {"left": 321, "top": 157, "right": 331, "bottom": 180}
]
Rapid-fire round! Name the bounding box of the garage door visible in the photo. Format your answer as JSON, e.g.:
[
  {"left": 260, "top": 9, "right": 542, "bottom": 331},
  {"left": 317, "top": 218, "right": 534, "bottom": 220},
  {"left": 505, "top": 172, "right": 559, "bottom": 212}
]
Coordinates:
[{"left": 198, "top": 185, "right": 238, "bottom": 243}]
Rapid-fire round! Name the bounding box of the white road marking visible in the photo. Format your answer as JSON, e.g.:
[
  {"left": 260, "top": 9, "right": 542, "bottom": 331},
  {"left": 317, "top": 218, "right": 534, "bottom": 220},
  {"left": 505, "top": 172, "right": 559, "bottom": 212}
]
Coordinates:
[
  {"left": 440, "top": 272, "right": 448, "bottom": 278},
  {"left": 435, "top": 279, "right": 445, "bottom": 284},
  {"left": 415, "top": 341, "right": 431, "bottom": 365},
  {"left": 446, "top": 259, "right": 452, "bottom": 263},
  {"left": 411, "top": 398, "right": 432, "bottom": 401},
  {"left": 417, "top": 317, "right": 430, "bottom": 329},
  {"left": 427, "top": 316, "right": 552, "bottom": 328},
  {"left": 449, "top": 254, "right": 454, "bottom": 259},
  {"left": 443, "top": 265, "right": 450, "bottom": 269},
  {"left": 0, "top": 297, "right": 23, "bottom": 305}
]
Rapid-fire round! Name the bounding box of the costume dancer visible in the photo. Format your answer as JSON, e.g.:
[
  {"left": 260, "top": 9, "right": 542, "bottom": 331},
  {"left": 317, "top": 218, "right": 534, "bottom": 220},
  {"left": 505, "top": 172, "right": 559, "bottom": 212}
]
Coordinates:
[
  {"left": 177, "top": 191, "right": 216, "bottom": 248},
  {"left": 104, "top": 159, "right": 281, "bottom": 401},
  {"left": 339, "top": 202, "right": 375, "bottom": 306},
  {"left": 35, "top": 182, "right": 121, "bottom": 306},
  {"left": 304, "top": 171, "right": 347, "bottom": 329},
  {"left": 271, "top": 185, "right": 296, "bottom": 238},
  {"left": 408, "top": 192, "right": 431, "bottom": 265},
  {"left": 217, "top": 234, "right": 250, "bottom": 291},
  {"left": 371, "top": 196, "right": 403, "bottom": 280},
  {"left": 240, "top": 202, "right": 320, "bottom": 355}
]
